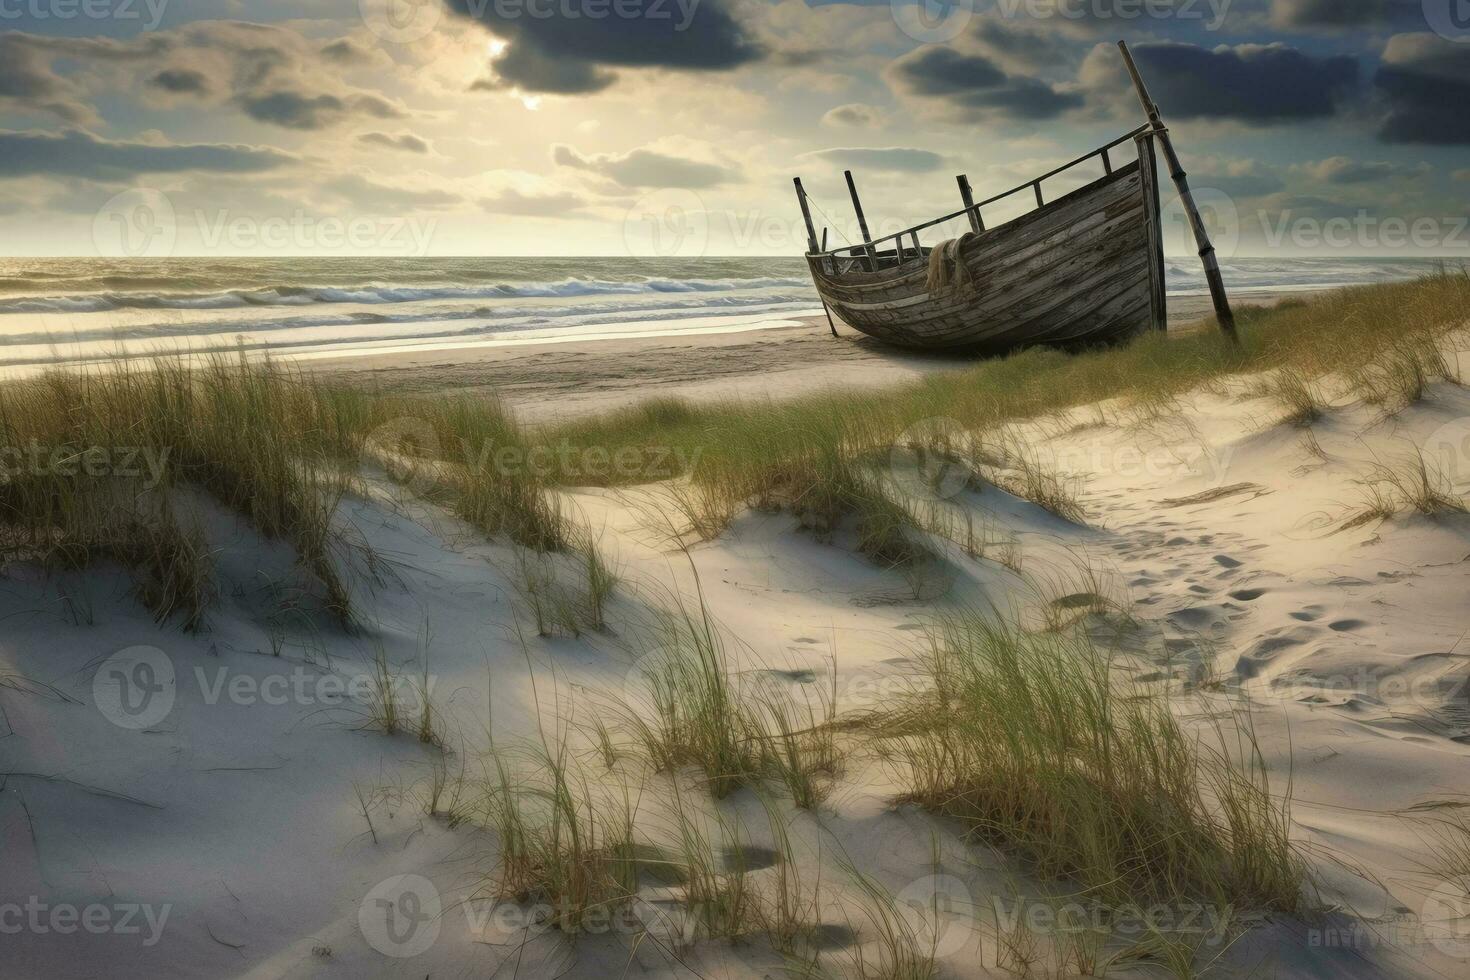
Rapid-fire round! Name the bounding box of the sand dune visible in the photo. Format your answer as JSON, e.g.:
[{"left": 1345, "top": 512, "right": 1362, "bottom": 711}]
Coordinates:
[{"left": 3, "top": 286, "right": 1470, "bottom": 978}]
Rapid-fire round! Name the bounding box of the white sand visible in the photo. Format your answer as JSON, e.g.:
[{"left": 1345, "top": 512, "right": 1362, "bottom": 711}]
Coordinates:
[{"left": 3, "top": 319, "right": 1470, "bottom": 978}]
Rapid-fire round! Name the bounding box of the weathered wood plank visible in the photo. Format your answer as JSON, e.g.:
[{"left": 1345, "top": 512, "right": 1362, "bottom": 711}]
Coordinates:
[{"left": 807, "top": 153, "right": 1160, "bottom": 353}]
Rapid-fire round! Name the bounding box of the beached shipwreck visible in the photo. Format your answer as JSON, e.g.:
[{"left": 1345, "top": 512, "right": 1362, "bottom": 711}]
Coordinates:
[{"left": 794, "top": 43, "right": 1236, "bottom": 354}]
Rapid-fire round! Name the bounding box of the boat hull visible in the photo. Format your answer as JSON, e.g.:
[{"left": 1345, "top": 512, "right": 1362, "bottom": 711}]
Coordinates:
[{"left": 807, "top": 158, "right": 1167, "bottom": 354}]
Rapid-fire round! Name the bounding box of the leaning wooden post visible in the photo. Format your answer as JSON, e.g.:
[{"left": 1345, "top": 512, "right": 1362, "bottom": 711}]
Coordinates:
[
  {"left": 1118, "top": 40, "right": 1237, "bottom": 344},
  {"left": 793, "top": 177, "right": 819, "bottom": 254},
  {"left": 844, "top": 170, "right": 878, "bottom": 271},
  {"left": 792, "top": 179, "right": 838, "bottom": 336},
  {"left": 956, "top": 175, "right": 983, "bottom": 233}
]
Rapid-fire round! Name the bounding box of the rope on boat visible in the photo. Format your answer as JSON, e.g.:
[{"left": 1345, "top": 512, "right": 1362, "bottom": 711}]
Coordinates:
[
  {"left": 802, "top": 194, "right": 853, "bottom": 250},
  {"left": 925, "top": 232, "right": 977, "bottom": 293}
]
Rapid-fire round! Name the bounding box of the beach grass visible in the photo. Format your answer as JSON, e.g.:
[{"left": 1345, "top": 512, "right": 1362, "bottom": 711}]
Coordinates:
[
  {"left": 514, "top": 269, "right": 1466, "bottom": 553},
  {"left": 6, "top": 273, "right": 1461, "bottom": 625},
  {"left": 862, "top": 610, "right": 1306, "bottom": 914}
]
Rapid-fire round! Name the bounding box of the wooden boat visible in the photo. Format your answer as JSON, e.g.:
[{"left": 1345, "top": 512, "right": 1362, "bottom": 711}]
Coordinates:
[{"left": 792, "top": 42, "right": 1236, "bottom": 354}]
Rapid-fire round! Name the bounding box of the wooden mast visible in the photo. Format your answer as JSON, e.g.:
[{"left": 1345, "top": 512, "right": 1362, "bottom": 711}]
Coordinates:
[
  {"left": 844, "top": 170, "right": 878, "bottom": 271},
  {"left": 793, "top": 177, "right": 819, "bottom": 254},
  {"left": 793, "top": 178, "right": 839, "bottom": 336},
  {"left": 1117, "top": 40, "right": 1237, "bottom": 343},
  {"left": 956, "top": 175, "right": 983, "bottom": 233}
]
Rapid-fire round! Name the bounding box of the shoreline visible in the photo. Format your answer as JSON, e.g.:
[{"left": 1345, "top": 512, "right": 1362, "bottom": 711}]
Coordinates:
[{"left": 305, "top": 288, "right": 1314, "bottom": 424}]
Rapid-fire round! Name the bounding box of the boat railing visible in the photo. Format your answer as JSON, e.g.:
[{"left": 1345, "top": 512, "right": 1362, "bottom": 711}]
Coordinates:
[{"left": 808, "top": 125, "right": 1152, "bottom": 266}]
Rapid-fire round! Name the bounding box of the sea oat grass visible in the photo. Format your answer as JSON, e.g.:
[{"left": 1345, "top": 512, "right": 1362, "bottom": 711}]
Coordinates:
[{"left": 872, "top": 612, "right": 1306, "bottom": 914}]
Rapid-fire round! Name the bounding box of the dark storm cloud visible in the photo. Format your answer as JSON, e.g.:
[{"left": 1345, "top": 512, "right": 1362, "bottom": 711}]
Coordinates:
[
  {"left": 0, "top": 24, "right": 404, "bottom": 131},
  {"left": 886, "top": 47, "right": 1082, "bottom": 121},
  {"left": 444, "top": 0, "right": 763, "bottom": 94},
  {"left": 1125, "top": 42, "right": 1358, "bottom": 122},
  {"left": 358, "top": 131, "right": 432, "bottom": 153},
  {"left": 1271, "top": 0, "right": 1421, "bottom": 27},
  {"left": 1375, "top": 34, "right": 1470, "bottom": 145},
  {"left": 0, "top": 129, "right": 293, "bottom": 180},
  {"left": 552, "top": 144, "right": 740, "bottom": 188},
  {"left": 471, "top": 43, "right": 615, "bottom": 94}
]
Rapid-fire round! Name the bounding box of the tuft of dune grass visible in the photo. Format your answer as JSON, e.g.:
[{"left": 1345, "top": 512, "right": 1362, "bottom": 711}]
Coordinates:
[
  {"left": 0, "top": 355, "right": 358, "bottom": 627},
  {"left": 866, "top": 611, "right": 1307, "bottom": 914},
  {"left": 519, "top": 270, "right": 1468, "bottom": 547}
]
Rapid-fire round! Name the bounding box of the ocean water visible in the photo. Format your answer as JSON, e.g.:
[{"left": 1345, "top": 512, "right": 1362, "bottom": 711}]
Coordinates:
[{"left": 0, "top": 255, "right": 1449, "bottom": 370}]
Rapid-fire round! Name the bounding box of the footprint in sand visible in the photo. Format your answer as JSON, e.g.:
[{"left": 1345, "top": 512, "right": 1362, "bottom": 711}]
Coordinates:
[
  {"left": 1290, "top": 606, "right": 1324, "bottom": 622},
  {"left": 1213, "top": 555, "right": 1242, "bottom": 568},
  {"left": 1229, "top": 588, "right": 1267, "bottom": 601},
  {"left": 1169, "top": 605, "right": 1233, "bottom": 631},
  {"left": 1329, "top": 619, "right": 1369, "bottom": 632},
  {"left": 1233, "top": 627, "right": 1317, "bottom": 679}
]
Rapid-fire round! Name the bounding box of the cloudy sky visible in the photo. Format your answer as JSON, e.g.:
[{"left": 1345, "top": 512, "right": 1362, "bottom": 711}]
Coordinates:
[{"left": 0, "top": 0, "right": 1467, "bottom": 256}]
